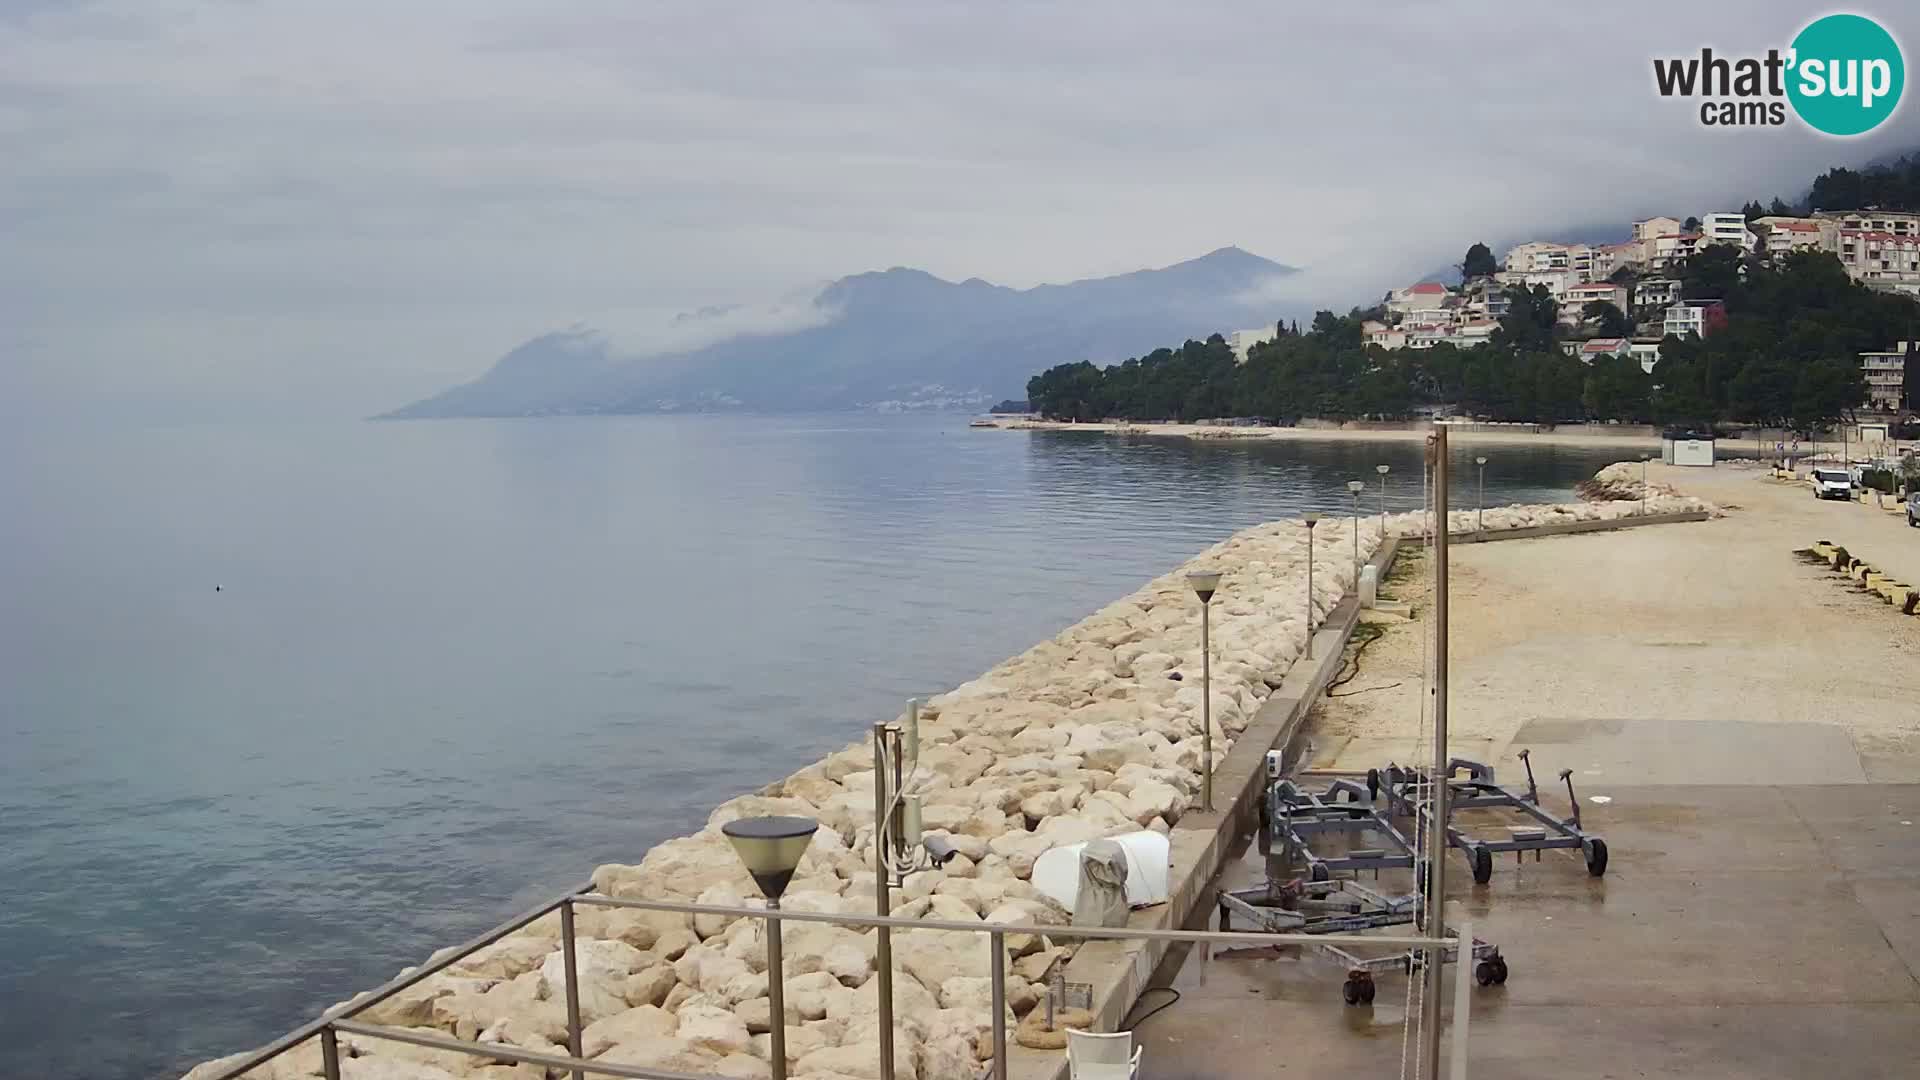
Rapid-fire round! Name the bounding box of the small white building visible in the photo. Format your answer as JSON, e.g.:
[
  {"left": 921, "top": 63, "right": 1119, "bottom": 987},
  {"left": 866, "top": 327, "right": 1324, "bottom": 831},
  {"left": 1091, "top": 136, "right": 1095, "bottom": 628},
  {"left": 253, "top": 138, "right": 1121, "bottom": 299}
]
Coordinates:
[
  {"left": 1629, "top": 340, "right": 1662, "bottom": 374},
  {"left": 1664, "top": 299, "right": 1724, "bottom": 338},
  {"left": 1699, "top": 212, "right": 1755, "bottom": 250},
  {"left": 1564, "top": 281, "right": 1628, "bottom": 313},
  {"left": 1227, "top": 326, "right": 1278, "bottom": 362},
  {"left": 1634, "top": 278, "right": 1683, "bottom": 308}
]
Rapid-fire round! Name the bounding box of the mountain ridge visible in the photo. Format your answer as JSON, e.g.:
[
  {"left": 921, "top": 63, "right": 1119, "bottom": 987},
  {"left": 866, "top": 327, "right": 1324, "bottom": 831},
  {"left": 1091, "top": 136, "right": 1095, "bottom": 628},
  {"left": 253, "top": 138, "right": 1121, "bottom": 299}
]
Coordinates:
[{"left": 381, "top": 246, "right": 1300, "bottom": 418}]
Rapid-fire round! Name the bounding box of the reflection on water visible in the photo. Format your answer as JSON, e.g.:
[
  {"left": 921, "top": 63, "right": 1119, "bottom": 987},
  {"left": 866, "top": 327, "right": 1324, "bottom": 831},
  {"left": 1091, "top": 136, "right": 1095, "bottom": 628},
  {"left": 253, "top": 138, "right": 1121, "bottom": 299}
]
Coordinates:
[{"left": 0, "top": 414, "right": 1628, "bottom": 1078}]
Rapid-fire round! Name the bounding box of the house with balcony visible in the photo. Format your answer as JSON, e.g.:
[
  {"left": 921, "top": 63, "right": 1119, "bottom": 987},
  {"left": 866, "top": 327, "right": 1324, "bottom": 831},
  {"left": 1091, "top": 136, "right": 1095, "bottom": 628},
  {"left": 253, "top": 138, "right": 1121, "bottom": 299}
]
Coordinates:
[
  {"left": 1504, "top": 241, "right": 1573, "bottom": 274},
  {"left": 1836, "top": 230, "right": 1920, "bottom": 292},
  {"left": 1648, "top": 233, "right": 1701, "bottom": 269},
  {"left": 1859, "top": 343, "right": 1913, "bottom": 412},
  {"left": 1577, "top": 337, "right": 1633, "bottom": 362},
  {"left": 1699, "top": 212, "right": 1755, "bottom": 250},
  {"left": 1629, "top": 340, "right": 1662, "bottom": 374},
  {"left": 1754, "top": 217, "right": 1824, "bottom": 258},
  {"left": 1564, "top": 281, "right": 1628, "bottom": 314},
  {"left": 1664, "top": 299, "right": 1726, "bottom": 338},
  {"left": 1634, "top": 278, "right": 1682, "bottom": 309}
]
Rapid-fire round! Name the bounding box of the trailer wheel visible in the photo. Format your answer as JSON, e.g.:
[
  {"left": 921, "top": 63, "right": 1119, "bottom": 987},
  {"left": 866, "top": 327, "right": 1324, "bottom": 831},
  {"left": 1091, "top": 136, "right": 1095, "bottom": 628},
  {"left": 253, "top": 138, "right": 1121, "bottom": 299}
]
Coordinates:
[
  {"left": 1585, "top": 838, "right": 1609, "bottom": 877},
  {"left": 1309, "top": 862, "right": 1331, "bottom": 883},
  {"left": 1343, "top": 971, "right": 1375, "bottom": 1006},
  {"left": 1366, "top": 768, "right": 1381, "bottom": 801},
  {"left": 1489, "top": 956, "right": 1509, "bottom": 985},
  {"left": 1471, "top": 847, "right": 1493, "bottom": 885}
]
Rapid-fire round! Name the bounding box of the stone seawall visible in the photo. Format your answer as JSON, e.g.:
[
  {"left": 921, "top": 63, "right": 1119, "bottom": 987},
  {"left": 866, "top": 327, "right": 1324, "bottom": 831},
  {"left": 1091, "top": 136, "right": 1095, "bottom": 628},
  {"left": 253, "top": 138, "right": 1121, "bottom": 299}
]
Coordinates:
[{"left": 188, "top": 474, "right": 1715, "bottom": 1080}]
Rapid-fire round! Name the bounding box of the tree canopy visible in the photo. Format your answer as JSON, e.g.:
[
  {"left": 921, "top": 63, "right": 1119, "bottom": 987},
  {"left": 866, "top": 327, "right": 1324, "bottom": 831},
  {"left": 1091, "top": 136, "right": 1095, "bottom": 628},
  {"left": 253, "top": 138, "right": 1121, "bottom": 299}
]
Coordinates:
[
  {"left": 1461, "top": 242, "right": 1497, "bottom": 279},
  {"left": 1025, "top": 251, "right": 1910, "bottom": 432}
]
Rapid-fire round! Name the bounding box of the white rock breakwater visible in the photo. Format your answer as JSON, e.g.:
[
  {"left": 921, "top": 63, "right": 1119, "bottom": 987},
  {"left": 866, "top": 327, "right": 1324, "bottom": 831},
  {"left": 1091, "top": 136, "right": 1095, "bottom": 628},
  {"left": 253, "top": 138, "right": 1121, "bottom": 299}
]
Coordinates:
[{"left": 188, "top": 479, "right": 1713, "bottom": 1080}]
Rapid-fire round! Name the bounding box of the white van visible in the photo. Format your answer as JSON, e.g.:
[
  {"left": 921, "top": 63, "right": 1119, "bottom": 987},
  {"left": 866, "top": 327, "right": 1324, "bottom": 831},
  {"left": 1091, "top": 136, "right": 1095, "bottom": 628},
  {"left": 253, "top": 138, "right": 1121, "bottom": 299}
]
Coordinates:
[{"left": 1810, "top": 468, "right": 1853, "bottom": 500}]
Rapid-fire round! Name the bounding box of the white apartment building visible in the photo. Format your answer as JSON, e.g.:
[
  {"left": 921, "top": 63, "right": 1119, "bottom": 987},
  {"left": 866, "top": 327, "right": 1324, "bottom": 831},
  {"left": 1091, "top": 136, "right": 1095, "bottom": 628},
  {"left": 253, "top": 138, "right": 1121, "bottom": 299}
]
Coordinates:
[
  {"left": 1447, "top": 321, "right": 1498, "bottom": 347},
  {"left": 1564, "top": 282, "right": 1628, "bottom": 311},
  {"left": 1664, "top": 299, "right": 1724, "bottom": 338},
  {"left": 1504, "top": 241, "right": 1571, "bottom": 274},
  {"left": 1634, "top": 278, "right": 1683, "bottom": 308},
  {"left": 1754, "top": 217, "right": 1824, "bottom": 257},
  {"left": 1837, "top": 230, "right": 1920, "bottom": 291},
  {"left": 1648, "top": 232, "right": 1700, "bottom": 268},
  {"left": 1699, "top": 212, "right": 1754, "bottom": 250},
  {"left": 1859, "top": 344, "right": 1910, "bottom": 411},
  {"left": 1227, "top": 326, "right": 1278, "bottom": 362},
  {"left": 1633, "top": 216, "right": 1682, "bottom": 242},
  {"left": 1816, "top": 209, "right": 1920, "bottom": 236}
]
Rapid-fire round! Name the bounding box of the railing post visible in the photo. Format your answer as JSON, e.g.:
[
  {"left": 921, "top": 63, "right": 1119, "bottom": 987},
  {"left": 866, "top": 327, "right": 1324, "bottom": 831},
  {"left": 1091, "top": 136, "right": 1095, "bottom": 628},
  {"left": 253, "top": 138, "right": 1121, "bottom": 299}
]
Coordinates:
[
  {"left": 871, "top": 721, "right": 897, "bottom": 1080},
  {"left": 990, "top": 930, "right": 1008, "bottom": 1080},
  {"left": 319, "top": 1026, "right": 341, "bottom": 1080},
  {"left": 559, "top": 898, "right": 585, "bottom": 1080}
]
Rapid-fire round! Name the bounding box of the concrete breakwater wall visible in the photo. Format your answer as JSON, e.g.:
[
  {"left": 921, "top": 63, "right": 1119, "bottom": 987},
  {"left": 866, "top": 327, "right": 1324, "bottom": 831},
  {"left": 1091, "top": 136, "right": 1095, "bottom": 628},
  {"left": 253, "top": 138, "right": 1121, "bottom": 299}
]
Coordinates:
[{"left": 188, "top": 476, "right": 1715, "bottom": 1080}]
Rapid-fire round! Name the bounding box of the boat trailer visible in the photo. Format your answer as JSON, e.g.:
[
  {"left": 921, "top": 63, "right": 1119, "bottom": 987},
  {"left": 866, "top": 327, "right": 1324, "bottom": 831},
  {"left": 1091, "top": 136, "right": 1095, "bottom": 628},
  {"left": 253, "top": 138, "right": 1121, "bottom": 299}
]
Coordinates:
[
  {"left": 1216, "top": 876, "right": 1508, "bottom": 1005},
  {"left": 1369, "top": 750, "right": 1610, "bottom": 882}
]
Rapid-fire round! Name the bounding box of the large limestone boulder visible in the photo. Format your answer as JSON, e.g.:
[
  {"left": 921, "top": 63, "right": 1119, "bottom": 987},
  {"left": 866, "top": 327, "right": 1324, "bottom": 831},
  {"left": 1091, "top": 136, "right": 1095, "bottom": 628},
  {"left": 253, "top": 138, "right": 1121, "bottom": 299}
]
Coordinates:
[
  {"left": 593, "top": 1036, "right": 721, "bottom": 1073},
  {"left": 632, "top": 830, "right": 755, "bottom": 900},
  {"left": 693, "top": 883, "right": 753, "bottom": 940},
  {"left": 733, "top": 994, "right": 800, "bottom": 1034},
  {"left": 893, "top": 927, "right": 1002, "bottom": 991},
  {"left": 673, "top": 944, "right": 754, "bottom": 996},
  {"left": 783, "top": 970, "right": 843, "bottom": 1021},
  {"left": 355, "top": 973, "right": 493, "bottom": 1027},
  {"left": 797, "top": 1041, "right": 918, "bottom": 1080},
  {"left": 677, "top": 1003, "right": 754, "bottom": 1056},
  {"left": 713, "top": 1053, "right": 772, "bottom": 1080},
  {"left": 540, "top": 939, "right": 646, "bottom": 1023},
  {"left": 917, "top": 1032, "right": 982, "bottom": 1080},
  {"left": 581, "top": 1005, "right": 678, "bottom": 1057},
  {"left": 624, "top": 963, "right": 677, "bottom": 1007},
  {"left": 447, "top": 936, "right": 554, "bottom": 980},
  {"left": 824, "top": 968, "right": 940, "bottom": 1040}
]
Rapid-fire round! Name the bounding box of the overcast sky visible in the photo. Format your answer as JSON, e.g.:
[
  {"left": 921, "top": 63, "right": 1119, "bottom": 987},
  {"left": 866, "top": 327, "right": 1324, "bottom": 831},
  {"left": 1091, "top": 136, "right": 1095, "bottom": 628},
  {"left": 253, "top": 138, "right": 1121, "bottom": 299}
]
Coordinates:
[{"left": 6, "top": 2, "right": 1920, "bottom": 420}]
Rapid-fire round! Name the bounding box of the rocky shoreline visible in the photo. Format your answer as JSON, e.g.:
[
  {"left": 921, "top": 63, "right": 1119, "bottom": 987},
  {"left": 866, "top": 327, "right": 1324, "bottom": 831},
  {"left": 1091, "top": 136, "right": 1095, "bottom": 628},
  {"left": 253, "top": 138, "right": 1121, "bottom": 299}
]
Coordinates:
[{"left": 188, "top": 467, "right": 1714, "bottom": 1080}]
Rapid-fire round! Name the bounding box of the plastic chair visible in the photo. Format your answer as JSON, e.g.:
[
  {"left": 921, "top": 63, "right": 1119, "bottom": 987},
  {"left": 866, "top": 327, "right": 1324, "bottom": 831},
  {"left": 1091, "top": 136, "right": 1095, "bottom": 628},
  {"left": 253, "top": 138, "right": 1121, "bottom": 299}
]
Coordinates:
[{"left": 1066, "top": 1028, "right": 1142, "bottom": 1080}]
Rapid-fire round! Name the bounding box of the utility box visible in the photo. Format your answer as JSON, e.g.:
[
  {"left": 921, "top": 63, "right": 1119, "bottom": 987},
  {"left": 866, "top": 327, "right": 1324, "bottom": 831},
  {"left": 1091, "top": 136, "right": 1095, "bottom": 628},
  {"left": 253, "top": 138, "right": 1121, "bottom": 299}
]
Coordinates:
[
  {"left": 1358, "top": 565, "right": 1379, "bottom": 607},
  {"left": 1662, "top": 431, "right": 1716, "bottom": 467}
]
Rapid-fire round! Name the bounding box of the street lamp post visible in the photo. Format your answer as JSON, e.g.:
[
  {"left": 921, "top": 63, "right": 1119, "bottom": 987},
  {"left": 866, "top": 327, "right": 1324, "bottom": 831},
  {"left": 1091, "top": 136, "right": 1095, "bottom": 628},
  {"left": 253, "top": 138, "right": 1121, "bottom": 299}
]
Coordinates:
[
  {"left": 1346, "top": 480, "right": 1365, "bottom": 583},
  {"left": 1641, "top": 453, "right": 1652, "bottom": 516},
  {"left": 1303, "top": 513, "right": 1321, "bottom": 659},
  {"left": 1475, "top": 456, "right": 1487, "bottom": 534},
  {"left": 722, "top": 816, "right": 819, "bottom": 1080},
  {"left": 1187, "top": 570, "right": 1221, "bottom": 812},
  {"left": 1375, "top": 464, "right": 1391, "bottom": 532}
]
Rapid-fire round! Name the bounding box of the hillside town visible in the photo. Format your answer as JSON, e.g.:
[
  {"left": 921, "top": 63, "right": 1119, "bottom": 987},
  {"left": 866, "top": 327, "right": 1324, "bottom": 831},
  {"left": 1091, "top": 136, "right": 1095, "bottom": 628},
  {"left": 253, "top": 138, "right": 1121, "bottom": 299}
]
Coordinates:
[{"left": 1223, "top": 208, "right": 1920, "bottom": 417}]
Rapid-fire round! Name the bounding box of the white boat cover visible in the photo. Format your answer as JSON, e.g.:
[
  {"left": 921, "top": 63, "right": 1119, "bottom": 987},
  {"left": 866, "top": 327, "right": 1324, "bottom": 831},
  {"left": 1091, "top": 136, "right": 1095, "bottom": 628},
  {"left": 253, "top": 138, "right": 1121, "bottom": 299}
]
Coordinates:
[{"left": 1030, "top": 829, "right": 1171, "bottom": 912}]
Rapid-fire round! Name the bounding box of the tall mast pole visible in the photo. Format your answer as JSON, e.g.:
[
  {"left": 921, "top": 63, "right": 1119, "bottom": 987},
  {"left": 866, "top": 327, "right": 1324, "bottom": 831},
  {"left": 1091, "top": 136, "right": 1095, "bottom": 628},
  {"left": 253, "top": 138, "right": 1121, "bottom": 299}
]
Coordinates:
[{"left": 1420, "top": 427, "right": 1452, "bottom": 1079}]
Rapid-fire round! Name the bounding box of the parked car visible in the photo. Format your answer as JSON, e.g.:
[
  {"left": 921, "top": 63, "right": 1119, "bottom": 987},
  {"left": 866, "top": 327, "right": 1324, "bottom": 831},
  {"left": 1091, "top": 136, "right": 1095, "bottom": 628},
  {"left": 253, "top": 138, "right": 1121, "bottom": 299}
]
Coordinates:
[
  {"left": 1909, "top": 490, "right": 1919, "bottom": 527},
  {"left": 1811, "top": 468, "right": 1854, "bottom": 500}
]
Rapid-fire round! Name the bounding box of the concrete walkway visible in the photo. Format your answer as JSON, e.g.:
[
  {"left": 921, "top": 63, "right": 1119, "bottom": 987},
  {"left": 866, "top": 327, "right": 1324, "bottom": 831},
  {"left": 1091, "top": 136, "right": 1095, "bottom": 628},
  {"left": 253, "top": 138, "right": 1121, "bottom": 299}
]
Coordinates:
[{"left": 1132, "top": 465, "right": 1920, "bottom": 1079}]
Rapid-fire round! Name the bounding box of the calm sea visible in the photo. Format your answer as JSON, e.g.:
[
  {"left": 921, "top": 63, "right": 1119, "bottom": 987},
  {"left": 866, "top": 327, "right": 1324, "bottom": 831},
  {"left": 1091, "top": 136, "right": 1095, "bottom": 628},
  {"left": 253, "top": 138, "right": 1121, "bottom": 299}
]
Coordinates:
[{"left": 0, "top": 414, "right": 1627, "bottom": 1078}]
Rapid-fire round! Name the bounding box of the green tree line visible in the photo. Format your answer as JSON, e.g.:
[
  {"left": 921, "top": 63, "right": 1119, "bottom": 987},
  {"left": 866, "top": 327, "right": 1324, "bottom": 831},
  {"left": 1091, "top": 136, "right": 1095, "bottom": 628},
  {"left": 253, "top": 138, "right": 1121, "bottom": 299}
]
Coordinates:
[{"left": 1027, "top": 250, "right": 1907, "bottom": 430}]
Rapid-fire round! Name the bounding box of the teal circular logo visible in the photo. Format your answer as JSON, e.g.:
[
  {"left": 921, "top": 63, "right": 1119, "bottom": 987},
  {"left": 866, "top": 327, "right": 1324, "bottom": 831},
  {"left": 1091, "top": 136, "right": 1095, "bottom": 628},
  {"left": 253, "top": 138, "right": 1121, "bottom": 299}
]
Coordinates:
[{"left": 1788, "top": 14, "right": 1904, "bottom": 136}]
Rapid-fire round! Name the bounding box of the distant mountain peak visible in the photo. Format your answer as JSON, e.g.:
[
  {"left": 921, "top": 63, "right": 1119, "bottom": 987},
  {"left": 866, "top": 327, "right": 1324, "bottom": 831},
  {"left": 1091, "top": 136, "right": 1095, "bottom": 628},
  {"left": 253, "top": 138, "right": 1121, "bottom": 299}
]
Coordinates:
[{"left": 384, "top": 245, "right": 1304, "bottom": 419}]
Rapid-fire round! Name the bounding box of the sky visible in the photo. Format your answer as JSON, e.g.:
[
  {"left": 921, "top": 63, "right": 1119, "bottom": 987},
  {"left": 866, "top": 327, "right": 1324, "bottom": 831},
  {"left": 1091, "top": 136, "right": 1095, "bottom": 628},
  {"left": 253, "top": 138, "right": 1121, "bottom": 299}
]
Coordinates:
[{"left": 6, "top": 2, "right": 1920, "bottom": 421}]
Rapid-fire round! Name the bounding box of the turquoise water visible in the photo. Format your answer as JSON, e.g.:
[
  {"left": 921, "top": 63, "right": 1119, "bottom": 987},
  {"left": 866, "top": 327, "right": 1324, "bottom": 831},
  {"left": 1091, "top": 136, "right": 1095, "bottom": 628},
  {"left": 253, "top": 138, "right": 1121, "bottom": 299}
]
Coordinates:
[{"left": 0, "top": 414, "right": 1627, "bottom": 1078}]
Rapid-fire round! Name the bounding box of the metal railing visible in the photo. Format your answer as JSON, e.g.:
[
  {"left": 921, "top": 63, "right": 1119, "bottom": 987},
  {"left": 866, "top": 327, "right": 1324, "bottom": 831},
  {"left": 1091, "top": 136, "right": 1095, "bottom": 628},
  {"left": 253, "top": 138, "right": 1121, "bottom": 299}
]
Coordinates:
[{"left": 203, "top": 886, "right": 1464, "bottom": 1080}]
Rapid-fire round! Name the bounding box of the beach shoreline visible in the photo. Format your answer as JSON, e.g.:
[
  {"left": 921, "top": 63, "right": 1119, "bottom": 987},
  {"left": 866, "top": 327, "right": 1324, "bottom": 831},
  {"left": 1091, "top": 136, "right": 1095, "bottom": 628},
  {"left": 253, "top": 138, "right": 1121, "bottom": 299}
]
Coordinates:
[{"left": 990, "top": 417, "right": 1668, "bottom": 449}]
